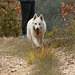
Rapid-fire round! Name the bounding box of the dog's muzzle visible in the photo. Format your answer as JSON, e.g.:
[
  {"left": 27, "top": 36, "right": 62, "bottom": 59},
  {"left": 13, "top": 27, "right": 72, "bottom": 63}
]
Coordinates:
[
  {"left": 33, "top": 26, "right": 40, "bottom": 35},
  {"left": 36, "top": 28, "right": 39, "bottom": 35}
]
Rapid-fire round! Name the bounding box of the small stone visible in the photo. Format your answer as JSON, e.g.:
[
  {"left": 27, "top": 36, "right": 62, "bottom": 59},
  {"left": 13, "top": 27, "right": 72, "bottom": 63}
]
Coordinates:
[
  {"left": 68, "top": 60, "right": 74, "bottom": 64},
  {"left": 27, "top": 72, "right": 30, "bottom": 75},
  {"left": 20, "top": 62, "right": 23, "bottom": 66},
  {"left": 70, "top": 61, "right": 74, "bottom": 64},
  {"left": 72, "top": 55, "right": 75, "bottom": 59},
  {"left": 11, "top": 69, "right": 17, "bottom": 73}
]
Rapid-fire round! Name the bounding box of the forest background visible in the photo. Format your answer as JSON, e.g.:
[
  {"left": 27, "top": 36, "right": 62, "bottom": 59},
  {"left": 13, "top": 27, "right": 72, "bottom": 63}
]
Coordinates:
[{"left": 0, "top": 0, "right": 74, "bottom": 37}]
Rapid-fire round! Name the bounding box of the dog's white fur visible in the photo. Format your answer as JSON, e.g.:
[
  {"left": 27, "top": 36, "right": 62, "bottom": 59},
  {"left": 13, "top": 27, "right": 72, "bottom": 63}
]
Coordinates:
[{"left": 27, "top": 14, "right": 46, "bottom": 48}]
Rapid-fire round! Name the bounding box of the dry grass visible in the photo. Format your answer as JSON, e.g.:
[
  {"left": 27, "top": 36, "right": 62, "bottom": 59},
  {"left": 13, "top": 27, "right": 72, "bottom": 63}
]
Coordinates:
[
  {"left": 0, "top": 37, "right": 32, "bottom": 57},
  {"left": 45, "top": 38, "right": 75, "bottom": 53}
]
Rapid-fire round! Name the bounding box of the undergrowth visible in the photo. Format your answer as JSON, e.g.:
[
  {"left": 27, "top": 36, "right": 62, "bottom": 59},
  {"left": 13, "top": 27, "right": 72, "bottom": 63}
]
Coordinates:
[
  {"left": 27, "top": 47, "right": 59, "bottom": 75},
  {"left": 45, "top": 37, "right": 75, "bottom": 53}
]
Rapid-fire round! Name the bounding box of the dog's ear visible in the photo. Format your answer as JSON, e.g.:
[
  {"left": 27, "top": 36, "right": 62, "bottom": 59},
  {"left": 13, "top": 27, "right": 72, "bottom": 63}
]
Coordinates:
[
  {"left": 33, "top": 14, "right": 37, "bottom": 20},
  {"left": 39, "top": 14, "right": 44, "bottom": 21}
]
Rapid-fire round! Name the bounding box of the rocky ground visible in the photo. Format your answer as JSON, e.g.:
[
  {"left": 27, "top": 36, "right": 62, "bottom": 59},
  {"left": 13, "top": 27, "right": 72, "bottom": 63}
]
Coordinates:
[
  {"left": 53, "top": 47, "right": 75, "bottom": 75},
  {"left": 0, "top": 37, "right": 75, "bottom": 75},
  {"left": 0, "top": 56, "right": 34, "bottom": 75}
]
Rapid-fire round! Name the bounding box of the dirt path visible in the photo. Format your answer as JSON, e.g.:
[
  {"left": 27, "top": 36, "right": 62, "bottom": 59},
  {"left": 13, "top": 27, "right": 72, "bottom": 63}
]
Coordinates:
[
  {"left": 53, "top": 47, "right": 75, "bottom": 75},
  {"left": 0, "top": 56, "right": 34, "bottom": 75},
  {"left": 0, "top": 37, "right": 75, "bottom": 75}
]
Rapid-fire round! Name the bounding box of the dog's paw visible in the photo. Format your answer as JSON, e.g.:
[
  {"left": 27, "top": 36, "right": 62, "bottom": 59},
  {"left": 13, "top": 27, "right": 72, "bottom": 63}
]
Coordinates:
[
  {"left": 38, "top": 44, "right": 43, "bottom": 48},
  {"left": 36, "top": 45, "right": 40, "bottom": 48}
]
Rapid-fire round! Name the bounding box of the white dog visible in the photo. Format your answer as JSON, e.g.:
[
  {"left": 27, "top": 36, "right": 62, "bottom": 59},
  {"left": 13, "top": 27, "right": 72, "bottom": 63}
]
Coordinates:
[{"left": 27, "top": 14, "right": 46, "bottom": 48}]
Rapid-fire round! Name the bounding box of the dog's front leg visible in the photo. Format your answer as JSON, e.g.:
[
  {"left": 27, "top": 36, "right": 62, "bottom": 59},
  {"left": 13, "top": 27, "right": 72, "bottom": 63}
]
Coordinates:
[
  {"left": 32, "top": 41, "right": 35, "bottom": 48},
  {"left": 32, "top": 37, "right": 40, "bottom": 48},
  {"left": 39, "top": 36, "right": 43, "bottom": 48}
]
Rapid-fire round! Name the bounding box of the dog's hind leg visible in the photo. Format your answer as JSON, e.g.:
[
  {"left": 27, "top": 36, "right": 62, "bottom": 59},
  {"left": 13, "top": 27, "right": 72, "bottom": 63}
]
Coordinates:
[{"left": 27, "top": 29, "right": 31, "bottom": 41}]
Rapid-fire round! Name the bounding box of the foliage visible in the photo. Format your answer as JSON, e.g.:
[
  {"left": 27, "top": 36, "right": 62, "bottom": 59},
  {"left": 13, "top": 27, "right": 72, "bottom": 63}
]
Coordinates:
[
  {"left": 66, "top": 20, "right": 75, "bottom": 37},
  {"left": 60, "top": 1, "right": 75, "bottom": 37},
  {"left": 44, "top": 0, "right": 75, "bottom": 52},
  {"left": 60, "top": 1, "right": 75, "bottom": 19},
  {"left": 0, "top": 0, "right": 22, "bottom": 37},
  {"left": 27, "top": 47, "right": 59, "bottom": 75},
  {"left": 44, "top": 28, "right": 59, "bottom": 38},
  {"left": 45, "top": 1, "right": 75, "bottom": 38}
]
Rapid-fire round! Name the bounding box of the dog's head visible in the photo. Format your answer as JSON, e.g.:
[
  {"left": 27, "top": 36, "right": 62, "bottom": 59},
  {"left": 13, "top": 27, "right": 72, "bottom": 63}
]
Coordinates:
[{"left": 33, "top": 14, "right": 44, "bottom": 35}]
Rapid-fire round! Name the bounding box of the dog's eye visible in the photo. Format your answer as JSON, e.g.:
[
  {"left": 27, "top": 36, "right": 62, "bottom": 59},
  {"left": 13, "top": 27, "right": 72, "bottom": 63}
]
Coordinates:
[
  {"left": 35, "top": 23, "right": 37, "bottom": 25},
  {"left": 39, "top": 23, "right": 41, "bottom": 25}
]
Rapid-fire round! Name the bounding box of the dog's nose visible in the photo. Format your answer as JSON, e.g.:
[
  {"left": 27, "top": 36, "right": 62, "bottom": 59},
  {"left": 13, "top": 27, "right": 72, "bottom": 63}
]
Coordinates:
[{"left": 36, "top": 28, "right": 39, "bottom": 31}]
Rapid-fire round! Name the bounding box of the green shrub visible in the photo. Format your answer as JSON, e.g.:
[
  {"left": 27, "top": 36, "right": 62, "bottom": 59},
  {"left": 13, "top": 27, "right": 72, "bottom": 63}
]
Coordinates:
[
  {"left": 44, "top": 28, "right": 58, "bottom": 38},
  {"left": 66, "top": 20, "right": 75, "bottom": 37}
]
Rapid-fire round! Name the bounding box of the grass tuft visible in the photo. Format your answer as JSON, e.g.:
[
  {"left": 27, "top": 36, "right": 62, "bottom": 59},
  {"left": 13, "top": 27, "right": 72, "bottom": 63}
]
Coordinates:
[{"left": 27, "top": 46, "right": 59, "bottom": 75}]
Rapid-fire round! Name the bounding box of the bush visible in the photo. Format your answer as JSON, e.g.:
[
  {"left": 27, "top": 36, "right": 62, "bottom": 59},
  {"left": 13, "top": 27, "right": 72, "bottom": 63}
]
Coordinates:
[
  {"left": 66, "top": 20, "right": 75, "bottom": 37},
  {"left": 0, "top": 0, "right": 22, "bottom": 37},
  {"left": 44, "top": 28, "right": 59, "bottom": 38},
  {"left": 27, "top": 47, "right": 59, "bottom": 75}
]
